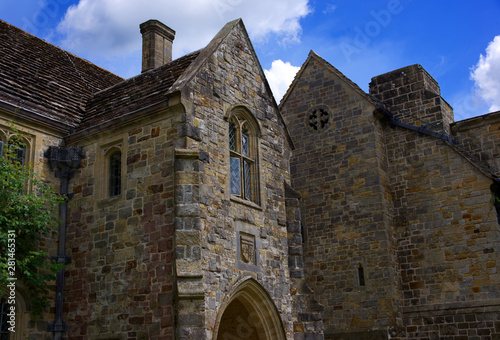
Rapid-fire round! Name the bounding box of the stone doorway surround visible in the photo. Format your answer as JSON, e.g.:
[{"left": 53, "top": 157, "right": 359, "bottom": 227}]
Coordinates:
[{"left": 213, "top": 278, "right": 286, "bottom": 340}]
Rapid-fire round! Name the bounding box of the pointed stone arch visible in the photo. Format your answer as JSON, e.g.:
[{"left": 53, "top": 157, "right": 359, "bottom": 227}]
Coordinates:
[{"left": 213, "top": 278, "right": 286, "bottom": 340}]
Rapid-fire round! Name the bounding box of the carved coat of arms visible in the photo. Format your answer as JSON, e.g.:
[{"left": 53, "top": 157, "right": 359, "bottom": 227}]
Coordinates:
[{"left": 240, "top": 234, "right": 255, "bottom": 264}]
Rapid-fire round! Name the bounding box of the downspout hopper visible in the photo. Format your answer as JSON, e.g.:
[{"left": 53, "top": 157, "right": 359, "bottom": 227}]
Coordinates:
[{"left": 45, "top": 146, "right": 85, "bottom": 340}]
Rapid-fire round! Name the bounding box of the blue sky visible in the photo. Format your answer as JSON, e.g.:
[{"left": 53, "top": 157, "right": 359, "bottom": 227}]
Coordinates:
[{"left": 1, "top": 0, "right": 499, "bottom": 121}]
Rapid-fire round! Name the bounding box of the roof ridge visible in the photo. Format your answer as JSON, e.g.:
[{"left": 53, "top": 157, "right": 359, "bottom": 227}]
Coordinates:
[
  {"left": 90, "top": 49, "right": 202, "bottom": 98},
  {"left": 307, "top": 50, "right": 375, "bottom": 104},
  {"left": 168, "top": 18, "right": 242, "bottom": 94},
  {"left": 279, "top": 50, "right": 377, "bottom": 109}
]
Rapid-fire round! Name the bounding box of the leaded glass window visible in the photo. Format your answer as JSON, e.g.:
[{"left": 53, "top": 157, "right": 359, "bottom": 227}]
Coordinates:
[
  {"left": 241, "top": 128, "right": 249, "bottom": 156},
  {"left": 230, "top": 157, "right": 241, "bottom": 195},
  {"left": 8, "top": 138, "right": 26, "bottom": 166},
  {"left": 243, "top": 160, "right": 251, "bottom": 201},
  {"left": 228, "top": 112, "right": 259, "bottom": 205},
  {"left": 109, "top": 151, "right": 121, "bottom": 197},
  {"left": 229, "top": 122, "right": 237, "bottom": 151}
]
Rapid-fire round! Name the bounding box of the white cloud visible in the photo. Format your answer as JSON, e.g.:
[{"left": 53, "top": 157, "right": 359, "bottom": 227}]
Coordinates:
[
  {"left": 56, "top": 0, "right": 310, "bottom": 60},
  {"left": 264, "top": 59, "right": 300, "bottom": 102},
  {"left": 471, "top": 35, "right": 500, "bottom": 112}
]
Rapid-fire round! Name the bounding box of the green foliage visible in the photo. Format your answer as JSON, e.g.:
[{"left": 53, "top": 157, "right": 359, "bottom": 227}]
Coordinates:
[{"left": 0, "top": 133, "right": 64, "bottom": 319}]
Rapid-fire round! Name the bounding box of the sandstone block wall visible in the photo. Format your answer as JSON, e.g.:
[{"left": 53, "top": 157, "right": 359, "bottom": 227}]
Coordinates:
[
  {"left": 178, "top": 23, "right": 296, "bottom": 339},
  {"left": 370, "top": 65, "right": 500, "bottom": 339},
  {"left": 283, "top": 56, "right": 500, "bottom": 339},
  {"left": 65, "top": 109, "right": 181, "bottom": 339},
  {"left": 369, "top": 64, "right": 454, "bottom": 134},
  {"left": 451, "top": 111, "right": 500, "bottom": 176},
  {"left": 281, "top": 56, "right": 400, "bottom": 338}
]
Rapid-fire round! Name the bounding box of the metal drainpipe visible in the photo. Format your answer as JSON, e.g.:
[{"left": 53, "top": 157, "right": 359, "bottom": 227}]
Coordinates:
[{"left": 45, "top": 146, "right": 85, "bottom": 340}]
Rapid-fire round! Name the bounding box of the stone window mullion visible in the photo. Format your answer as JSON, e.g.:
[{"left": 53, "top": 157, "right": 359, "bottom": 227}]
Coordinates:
[{"left": 228, "top": 107, "right": 260, "bottom": 206}]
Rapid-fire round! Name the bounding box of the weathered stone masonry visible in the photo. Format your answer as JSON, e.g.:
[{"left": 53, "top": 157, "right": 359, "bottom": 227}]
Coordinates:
[
  {"left": 281, "top": 52, "right": 400, "bottom": 338},
  {"left": 65, "top": 105, "right": 181, "bottom": 339},
  {"left": 371, "top": 65, "right": 500, "bottom": 340},
  {"left": 176, "top": 21, "right": 297, "bottom": 339},
  {"left": 281, "top": 53, "right": 500, "bottom": 339}
]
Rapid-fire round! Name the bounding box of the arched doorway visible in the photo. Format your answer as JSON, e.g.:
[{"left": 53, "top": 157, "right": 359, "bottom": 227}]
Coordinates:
[{"left": 214, "top": 279, "right": 286, "bottom": 340}]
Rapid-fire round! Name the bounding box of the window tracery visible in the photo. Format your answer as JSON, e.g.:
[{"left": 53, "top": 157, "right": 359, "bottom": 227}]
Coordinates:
[{"left": 228, "top": 108, "right": 260, "bottom": 205}]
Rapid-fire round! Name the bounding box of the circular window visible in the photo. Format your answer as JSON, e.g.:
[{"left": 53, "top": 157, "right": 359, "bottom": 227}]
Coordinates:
[{"left": 307, "top": 105, "right": 331, "bottom": 132}]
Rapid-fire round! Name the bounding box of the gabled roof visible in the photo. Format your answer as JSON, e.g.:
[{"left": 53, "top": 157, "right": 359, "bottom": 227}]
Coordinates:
[
  {"left": 79, "top": 50, "right": 200, "bottom": 131},
  {"left": 77, "top": 20, "right": 249, "bottom": 133},
  {"left": 0, "top": 19, "right": 123, "bottom": 128},
  {"left": 78, "top": 19, "right": 247, "bottom": 132},
  {"left": 279, "top": 50, "right": 377, "bottom": 109},
  {"left": 1, "top": 18, "right": 293, "bottom": 146}
]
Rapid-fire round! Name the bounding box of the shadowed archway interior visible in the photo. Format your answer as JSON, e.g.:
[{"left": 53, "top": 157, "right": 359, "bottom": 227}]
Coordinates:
[{"left": 214, "top": 279, "right": 286, "bottom": 340}]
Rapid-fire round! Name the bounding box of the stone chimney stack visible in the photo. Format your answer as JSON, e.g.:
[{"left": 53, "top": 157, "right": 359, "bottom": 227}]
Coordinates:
[
  {"left": 369, "top": 64, "right": 454, "bottom": 133},
  {"left": 140, "top": 20, "right": 175, "bottom": 72}
]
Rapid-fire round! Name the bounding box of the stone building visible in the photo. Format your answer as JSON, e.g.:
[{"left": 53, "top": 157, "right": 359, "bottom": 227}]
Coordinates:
[
  {"left": 280, "top": 51, "right": 500, "bottom": 339},
  {"left": 0, "top": 17, "right": 499, "bottom": 340}
]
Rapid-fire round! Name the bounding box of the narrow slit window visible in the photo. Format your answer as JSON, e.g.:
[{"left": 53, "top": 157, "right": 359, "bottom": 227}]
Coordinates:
[
  {"left": 241, "top": 128, "right": 249, "bottom": 156},
  {"left": 109, "top": 151, "right": 121, "bottom": 197},
  {"left": 358, "top": 264, "right": 365, "bottom": 286},
  {"left": 15, "top": 147, "right": 25, "bottom": 166}
]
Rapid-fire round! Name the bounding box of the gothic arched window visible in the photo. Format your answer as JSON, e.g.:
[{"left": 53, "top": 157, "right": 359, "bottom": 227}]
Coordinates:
[{"left": 228, "top": 108, "right": 260, "bottom": 205}]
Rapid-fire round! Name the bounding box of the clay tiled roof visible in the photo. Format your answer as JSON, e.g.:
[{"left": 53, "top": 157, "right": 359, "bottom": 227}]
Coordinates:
[
  {"left": 79, "top": 50, "right": 200, "bottom": 131},
  {"left": 0, "top": 20, "right": 124, "bottom": 128}
]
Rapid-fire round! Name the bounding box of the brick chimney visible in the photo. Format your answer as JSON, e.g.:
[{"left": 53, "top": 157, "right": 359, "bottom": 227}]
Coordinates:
[{"left": 140, "top": 20, "right": 175, "bottom": 72}]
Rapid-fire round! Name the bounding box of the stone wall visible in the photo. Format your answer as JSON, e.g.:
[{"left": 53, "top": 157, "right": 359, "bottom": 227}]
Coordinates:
[
  {"left": 369, "top": 64, "right": 454, "bottom": 134},
  {"left": 178, "top": 22, "right": 296, "bottom": 339},
  {"left": 285, "top": 183, "right": 324, "bottom": 340},
  {"left": 281, "top": 56, "right": 401, "bottom": 338},
  {"left": 371, "top": 65, "right": 500, "bottom": 339},
  {"left": 64, "top": 106, "right": 182, "bottom": 340},
  {"left": 283, "top": 56, "right": 500, "bottom": 339},
  {"left": 451, "top": 111, "right": 500, "bottom": 176}
]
